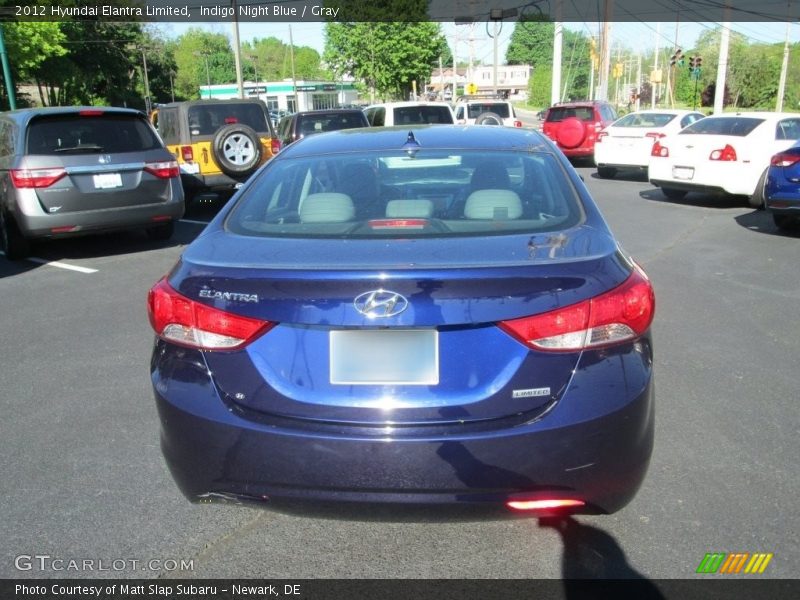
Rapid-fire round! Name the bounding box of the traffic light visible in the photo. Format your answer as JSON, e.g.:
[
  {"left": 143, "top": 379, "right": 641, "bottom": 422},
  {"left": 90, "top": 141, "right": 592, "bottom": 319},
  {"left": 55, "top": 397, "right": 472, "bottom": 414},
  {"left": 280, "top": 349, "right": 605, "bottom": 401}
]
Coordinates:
[
  {"left": 590, "top": 37, "right": 599, "bottom": 68},
  {"left": 613, "top": 62, "right": 623, "bottom": 78},
  {"left": 688, "top": 56, "right": 703, "bottom": 71},
  {"left": 670, "top": 48, "right": 684, "bottom": 67}
]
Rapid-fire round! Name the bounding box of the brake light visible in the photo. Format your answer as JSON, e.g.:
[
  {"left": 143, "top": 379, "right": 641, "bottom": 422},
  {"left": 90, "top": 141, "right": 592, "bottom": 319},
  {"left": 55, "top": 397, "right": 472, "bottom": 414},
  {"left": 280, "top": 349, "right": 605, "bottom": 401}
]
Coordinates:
[
  {"left": 78, "top": 110, "right": 104, "bottom": 117},
  {"left": 180, "top": 146, "right": 194, "bottom": 162},
  {"left": 144, "top": 160, "right": 179, "bottom": 179},
  {"left": 147, "top": 279, "right": 274, "bottom": 351},
  {"left": 224, "top": 117, "right": 238, "bottom": 124},
  {"left": 651, "top": 141, "right": 669, "bottom": 157},
  {"left": 507, "top": 499, "right": 585, "bottom": 511},
  {"left": 498, "top": 266, "right": 654, "bottom": 352},
  {"left": 596, "top": 131, "right": 608, "bottom": 142},
  {"left": 10, "top": 167, "right": 67, "bottom": 188},
  {"left": 645, "top": 132, "right": 666, "bottom": 140},
  {"left": 368, "top": 218, "right": 427, "bottom": 229},
  {"left": 594, "top": 122, "right": 603, "bottom": 131},
  {"left": 709, "top": 144, "right": 737, "bottom": 161},
  {"left": 514, "top": 120, "right": 522, "bottom": 128},
  {"left": 270, "top": 138, "right": 281, "bottom": 155},
  {"left": 770, "top": 152, "right": 800, "bottom": 168}
]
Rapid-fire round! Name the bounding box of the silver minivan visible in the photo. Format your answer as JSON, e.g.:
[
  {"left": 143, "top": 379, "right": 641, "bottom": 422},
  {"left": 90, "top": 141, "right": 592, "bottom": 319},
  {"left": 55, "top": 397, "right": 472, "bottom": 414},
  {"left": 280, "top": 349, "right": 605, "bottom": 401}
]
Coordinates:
[{"left": 0, "top": 107, "right": 184, "bottom": 259}]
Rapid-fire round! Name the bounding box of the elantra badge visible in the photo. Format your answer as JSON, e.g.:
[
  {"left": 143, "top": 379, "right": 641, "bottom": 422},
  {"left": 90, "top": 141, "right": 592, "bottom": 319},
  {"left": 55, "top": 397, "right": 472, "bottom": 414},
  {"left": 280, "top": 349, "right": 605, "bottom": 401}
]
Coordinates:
[{"left": 354, "top": 290, "right": 408, "bottom": 318}]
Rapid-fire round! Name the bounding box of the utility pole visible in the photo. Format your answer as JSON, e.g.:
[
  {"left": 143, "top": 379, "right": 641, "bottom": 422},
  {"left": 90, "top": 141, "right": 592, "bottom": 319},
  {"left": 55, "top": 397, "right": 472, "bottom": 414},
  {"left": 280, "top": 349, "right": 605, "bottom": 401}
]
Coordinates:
[
  {"left": 289, "top": 24, "right": 298, "bottom": 111},
  {"left": 776, "top": 19, "right": 791, "bottom": 111},
  {"left": 714, "top": 22, "right": 730, "bottom": 114},
  {"left": 231, "top": 0, "right": 244, "bottom": 99},
  {"left": 598, "top": 1, "right": 613, "bottom": 102},
  {"left": 551, "top": 0, "right": 563, "bottom": 106},
  {"left": 652, "top": 23, "right": 660, "bottom": 109},
  {"left": 492, "top": 19, "right": 499, "bottom": 95},
  {"left": 141, "top": 48, "right": 151, "bottom": 114}
]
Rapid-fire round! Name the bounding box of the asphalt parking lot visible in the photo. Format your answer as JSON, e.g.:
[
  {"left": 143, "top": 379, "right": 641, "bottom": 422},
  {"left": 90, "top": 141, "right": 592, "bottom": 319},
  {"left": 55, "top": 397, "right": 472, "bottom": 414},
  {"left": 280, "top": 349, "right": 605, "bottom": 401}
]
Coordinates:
[{"left": 1, "top": 168, "right": 798, "bottom": 583}]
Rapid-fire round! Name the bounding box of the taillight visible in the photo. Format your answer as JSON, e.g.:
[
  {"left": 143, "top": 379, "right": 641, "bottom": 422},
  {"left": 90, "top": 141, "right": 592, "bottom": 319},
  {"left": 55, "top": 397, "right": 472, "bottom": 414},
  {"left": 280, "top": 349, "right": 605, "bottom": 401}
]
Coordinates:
[
  {"left": 144, "top": 160, "right": 179, "bottom": 179},
  {"left": 651, "top": 141, "right": 669, "bottom": 157},
  {"left": 270, "top": 138, "right": 281, "bottom": 155},
  {"left": 10, "top": 167, "right": 67, "bottom": 188},
  {"left": 507, "top": 499, "right": 585, "bottom": 512},
  {"left": 645, "top": 132, "right": 666, "bottom": 140},
  {"left": 147, "top": 279, "right": 274, "bottom": 351},
  {"left": 498, "top": 266, "right": 654, "bottom": 352},
  {"left": 180, "top": 146, "right": 194, "bottom": 162},
  {"left": 770, "top": 152, "right": 800, "bottom": 167},
  {"left": 514, "top": 120, "right": 522, "bottom": 128},
  {"left": 78, "top": 110, "right": 104, "bottom": 117},
  {"left": 709, "top": 144, "right": 737, "bottom": 161},
  {"left": 596, "top": 131, "right": 608, "bottom": 142}
]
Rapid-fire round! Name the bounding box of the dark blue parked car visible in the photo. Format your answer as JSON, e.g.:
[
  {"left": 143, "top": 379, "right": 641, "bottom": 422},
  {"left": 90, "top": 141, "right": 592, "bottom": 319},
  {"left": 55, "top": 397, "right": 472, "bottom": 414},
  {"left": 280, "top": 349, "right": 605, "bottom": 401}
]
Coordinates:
[
  {"left": 765, "top": 143, "right": 800, "bottom": 231},
  {"left": 148, "top": 126, "right": 655, "bottom": 516}
]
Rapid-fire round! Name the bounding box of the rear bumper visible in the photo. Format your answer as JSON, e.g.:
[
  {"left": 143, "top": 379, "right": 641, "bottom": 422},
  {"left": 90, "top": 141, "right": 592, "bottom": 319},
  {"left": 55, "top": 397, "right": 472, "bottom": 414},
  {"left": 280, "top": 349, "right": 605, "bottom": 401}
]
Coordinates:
[
  {"left": 152, "top": 339, "right": 655, "bottom": 515},
  {"left": 13, "top": 191, "right": 184, "bottom": 239}
]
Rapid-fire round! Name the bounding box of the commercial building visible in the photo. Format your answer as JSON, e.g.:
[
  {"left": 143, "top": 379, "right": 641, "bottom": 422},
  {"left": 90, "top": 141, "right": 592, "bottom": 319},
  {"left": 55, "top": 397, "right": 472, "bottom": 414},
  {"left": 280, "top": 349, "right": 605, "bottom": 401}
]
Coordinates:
[{"left": 199, "top": 80, "right": 360, "bottom": 112}]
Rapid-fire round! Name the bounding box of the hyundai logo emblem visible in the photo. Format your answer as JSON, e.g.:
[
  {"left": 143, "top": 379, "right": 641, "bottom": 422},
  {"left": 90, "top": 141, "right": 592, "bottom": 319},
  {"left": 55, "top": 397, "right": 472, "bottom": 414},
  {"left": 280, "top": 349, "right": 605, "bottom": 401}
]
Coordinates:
[{"left": 354, "top": 290, "right": 408, "bottom": 318}]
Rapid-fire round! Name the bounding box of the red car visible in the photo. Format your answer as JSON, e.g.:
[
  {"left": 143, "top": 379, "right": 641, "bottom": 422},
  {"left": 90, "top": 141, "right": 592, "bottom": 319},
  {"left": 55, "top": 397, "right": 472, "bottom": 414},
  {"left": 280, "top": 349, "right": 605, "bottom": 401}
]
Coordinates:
[{"left": 541, "top": 101, "right": 618, "bottom": 159}]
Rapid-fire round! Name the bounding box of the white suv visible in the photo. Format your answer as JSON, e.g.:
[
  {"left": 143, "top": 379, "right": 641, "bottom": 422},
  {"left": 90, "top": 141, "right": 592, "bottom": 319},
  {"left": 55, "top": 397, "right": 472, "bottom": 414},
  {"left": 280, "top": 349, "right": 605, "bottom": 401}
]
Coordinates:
[
  {"left": 454, "top": 97, "right": 522, "bottom": 128},
  {"left": 364, "top": 102, "right": 455, "bottom": 127}
]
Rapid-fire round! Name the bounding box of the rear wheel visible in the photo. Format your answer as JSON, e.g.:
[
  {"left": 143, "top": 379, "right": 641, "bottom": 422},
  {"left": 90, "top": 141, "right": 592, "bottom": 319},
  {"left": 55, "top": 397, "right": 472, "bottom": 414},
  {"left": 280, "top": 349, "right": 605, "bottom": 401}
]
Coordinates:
[
  {"left": 748, "top": 168, "right": 768, "bottom": 210},
  {"left": 0, "top": 209, "right": 31, "bottom": 260},
  {"left": 661, "top": 187, "right": 687, "bottom": 201},
  {"left": 597, "top": 167, "right": 617, "bottom": 179},
  {"left": 145, "top": 221, "right": 175, "bottom": 241}
]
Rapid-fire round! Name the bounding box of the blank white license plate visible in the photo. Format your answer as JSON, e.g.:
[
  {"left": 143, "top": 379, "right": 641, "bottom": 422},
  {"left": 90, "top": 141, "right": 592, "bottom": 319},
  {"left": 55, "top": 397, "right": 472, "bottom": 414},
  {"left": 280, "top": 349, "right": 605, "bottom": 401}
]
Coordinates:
[
  {"left": 672, "top": 166, "right": 694, "bottom": 180},
  {"left": 330, "top": 329, "right": 439, "bottom": 385},
  {"left": 93, "top": 173, "right": 122, "bottom": 189}
]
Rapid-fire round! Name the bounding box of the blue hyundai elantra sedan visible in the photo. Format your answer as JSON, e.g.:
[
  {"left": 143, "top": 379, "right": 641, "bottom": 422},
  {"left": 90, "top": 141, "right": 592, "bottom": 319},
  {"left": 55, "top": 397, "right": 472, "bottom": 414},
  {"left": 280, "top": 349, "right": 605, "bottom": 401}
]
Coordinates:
[
  {"left": 148, "top": 125, "right": 655, "bottom": 516},
  {"left": 765, "top": 142, "right": 800, "bottom": 231}
]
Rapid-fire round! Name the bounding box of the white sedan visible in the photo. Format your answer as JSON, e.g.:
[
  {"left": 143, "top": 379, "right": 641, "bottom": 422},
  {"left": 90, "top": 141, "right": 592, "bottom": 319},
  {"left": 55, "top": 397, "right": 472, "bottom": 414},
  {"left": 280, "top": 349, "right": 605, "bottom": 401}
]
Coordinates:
[
  {"left": 648, "top": 112, "right": 800, "bottom": 206},
  {"left": 594, "top": 109, "right": 704, "bottom": 178}
]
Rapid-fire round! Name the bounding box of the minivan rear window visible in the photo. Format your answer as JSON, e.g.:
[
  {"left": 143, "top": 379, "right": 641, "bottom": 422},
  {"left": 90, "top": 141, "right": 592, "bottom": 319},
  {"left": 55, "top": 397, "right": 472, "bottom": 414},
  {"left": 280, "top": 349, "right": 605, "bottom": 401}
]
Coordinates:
[{"left": 26, "top": 113, "right": 162, "bottom": 154}]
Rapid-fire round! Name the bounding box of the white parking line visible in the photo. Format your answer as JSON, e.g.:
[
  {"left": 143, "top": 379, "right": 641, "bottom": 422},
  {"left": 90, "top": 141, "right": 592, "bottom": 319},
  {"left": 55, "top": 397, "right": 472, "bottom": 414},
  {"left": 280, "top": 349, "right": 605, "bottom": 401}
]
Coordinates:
[
  {"left": 1, "top": 250, "right": 98, "bottom": 274},
  {"left": 180, "top": 219, "right": 211, "bottom": 226},
  {"left": 24, "top": 257, "right": 98, "bottom": 274}
]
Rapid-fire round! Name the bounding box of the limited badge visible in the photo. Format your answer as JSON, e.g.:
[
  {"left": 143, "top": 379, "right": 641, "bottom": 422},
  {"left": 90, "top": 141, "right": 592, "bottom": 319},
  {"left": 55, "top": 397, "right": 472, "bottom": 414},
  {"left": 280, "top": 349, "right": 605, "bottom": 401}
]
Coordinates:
[{"left": 512, "top": 387, "right": 551, "bottom": 399}]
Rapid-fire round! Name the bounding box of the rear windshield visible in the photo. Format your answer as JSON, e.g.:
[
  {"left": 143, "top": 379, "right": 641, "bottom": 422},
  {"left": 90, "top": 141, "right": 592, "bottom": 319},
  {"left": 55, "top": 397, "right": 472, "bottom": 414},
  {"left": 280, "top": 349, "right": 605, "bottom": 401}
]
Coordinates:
[
  {"left": 227, "top": 149, "right": 583, "bottom": 239},
  {"left": 26, "top": 113, "right": 162, "bottom": 154},
  {"left": 546, "top": 106, "right": 596, "bottom": 122},
  {"left": 392, "top": 106, "right": 454, "bottom": 124},
  {"left": 613, "top": 112, "right": 677, "bottom": 128},
  {"left": 297, "top": 113, "right": 367, "bottom": 136},
  {"left": 680, "top": 117, "right": 763, "bottom": 137},
  {"left": 188, "top": 103, "right": 270, "bottom": 136},
  {"left": 466, "top": 103, "right": 512, "bottom": 119}
]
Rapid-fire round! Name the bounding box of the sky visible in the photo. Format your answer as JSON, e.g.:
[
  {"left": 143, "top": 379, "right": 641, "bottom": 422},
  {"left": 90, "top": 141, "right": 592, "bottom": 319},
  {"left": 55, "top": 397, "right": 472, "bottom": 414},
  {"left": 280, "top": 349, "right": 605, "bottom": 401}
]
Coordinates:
[{"left": 154, "top": 20, "right": 797, "bottom": 67}]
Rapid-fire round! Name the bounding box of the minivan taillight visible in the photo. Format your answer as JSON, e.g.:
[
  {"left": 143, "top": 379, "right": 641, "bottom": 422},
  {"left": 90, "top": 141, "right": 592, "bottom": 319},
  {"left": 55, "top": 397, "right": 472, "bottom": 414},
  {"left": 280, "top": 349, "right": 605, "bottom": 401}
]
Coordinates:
[
  {"left": 498, "top": 266, "right": 654, "bottom": 352},
  {"left": 10, "top": 167, "right": 67, "bottom": 188},
  {"left": 144, "top": 160, "right": 180, "bottom": 179},
  {"left": 147, "top": 279, "right": 274, "bottom": 351}
]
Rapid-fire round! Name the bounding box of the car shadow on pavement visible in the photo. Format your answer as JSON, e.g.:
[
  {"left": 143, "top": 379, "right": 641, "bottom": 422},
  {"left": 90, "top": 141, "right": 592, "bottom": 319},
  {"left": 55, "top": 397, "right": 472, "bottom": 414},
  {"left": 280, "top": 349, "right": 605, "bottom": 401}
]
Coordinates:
[
  {"left": 589, "top": 171, "right": 648, "bottom": 183},
  {"left": 734, "top": 210, "right": 800, "bottom": 238},
  {"left": 639, "top": 188, "right": 748, "bottom": 209},
  {"left": 28, "top": 228, "right": 190, "bottom": 262},
  {"left": 539, "top": 516, "right": 666, "bottom": 598}
]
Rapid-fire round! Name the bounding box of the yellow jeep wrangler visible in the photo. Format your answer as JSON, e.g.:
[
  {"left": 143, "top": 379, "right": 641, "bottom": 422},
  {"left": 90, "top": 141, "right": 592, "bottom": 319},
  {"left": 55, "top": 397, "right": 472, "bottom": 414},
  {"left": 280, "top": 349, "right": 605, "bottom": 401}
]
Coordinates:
[{"left": 152, "top": 99, "right": 280, "bottom": 201}]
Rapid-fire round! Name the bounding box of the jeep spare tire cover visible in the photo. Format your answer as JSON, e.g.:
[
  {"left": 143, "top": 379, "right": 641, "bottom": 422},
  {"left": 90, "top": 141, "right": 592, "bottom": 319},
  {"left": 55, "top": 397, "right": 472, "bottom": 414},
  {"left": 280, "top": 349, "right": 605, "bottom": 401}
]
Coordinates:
[
  {"left": 556, "top": 116, "right": 587, "bottom": 148},
  {"left": 212, "top": 124, "right": 263, "bottom": 177},
  {"left": 474, "top": 111, "right": 504, "bottom": 126}
]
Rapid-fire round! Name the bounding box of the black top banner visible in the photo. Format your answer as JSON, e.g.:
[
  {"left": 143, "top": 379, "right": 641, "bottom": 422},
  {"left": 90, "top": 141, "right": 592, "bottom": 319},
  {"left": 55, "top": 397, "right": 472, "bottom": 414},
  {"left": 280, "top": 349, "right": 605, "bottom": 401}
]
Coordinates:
[{"left": 1, "top": 0, "right": 798, "bottom": 23}]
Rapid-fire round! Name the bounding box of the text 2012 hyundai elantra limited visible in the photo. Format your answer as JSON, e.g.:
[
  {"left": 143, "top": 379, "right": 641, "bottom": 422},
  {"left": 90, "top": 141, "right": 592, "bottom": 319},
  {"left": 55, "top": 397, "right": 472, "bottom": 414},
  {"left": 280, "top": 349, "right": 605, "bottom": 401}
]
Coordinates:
[{"left": 148, "top": 126, "right": 655, "bottom": 516}]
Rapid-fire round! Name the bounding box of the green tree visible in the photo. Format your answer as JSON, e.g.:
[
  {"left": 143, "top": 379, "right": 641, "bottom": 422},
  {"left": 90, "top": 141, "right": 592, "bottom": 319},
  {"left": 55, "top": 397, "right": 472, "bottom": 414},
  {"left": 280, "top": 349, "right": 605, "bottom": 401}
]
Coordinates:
[
  {"left": 172, "top": 28, "right": 235, "bottom": 99},
  {"left": 2, "top": 22, "right": 67, "bottom": 108},
  {"left": 324, "top": 22, "right": 448, "bottom": 101}
]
